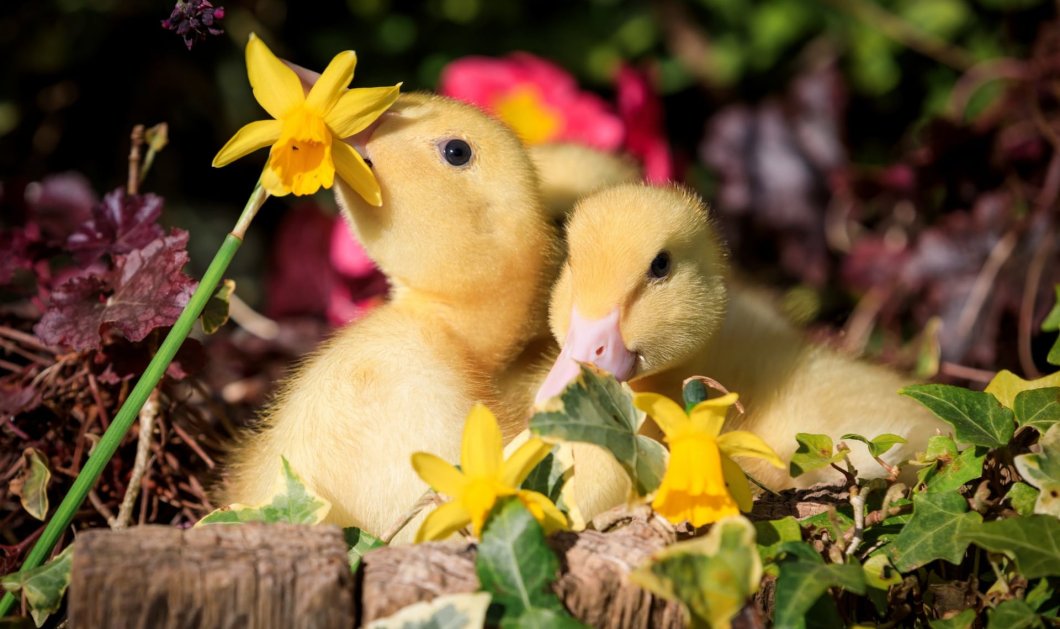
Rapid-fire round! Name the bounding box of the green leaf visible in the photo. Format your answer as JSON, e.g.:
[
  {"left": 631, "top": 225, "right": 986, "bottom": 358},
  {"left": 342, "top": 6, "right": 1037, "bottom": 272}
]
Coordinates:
[
  {"left": 344, "top": 527, "right": 384, "bottom": 573},
  {"left": 1015, "top": 388, "right": 1060, "bottom": 434},
  {"left": 985, "top": 370, "right": 1060, "bottom": 410},
  {"left": 1025, "top": 578, "right": 1059, "bottom": 615},
  {"left": 200, "top": 278, "right": 235, "bottom": 335},
  {"left": 921, "top": 446, "right": 986, "bottom": 494},
  {"left": 901, "top": 384, "right": 1014, "bottom": 448},
  {"left": 530, "top": 364, "right": 666, "bottom": 496},
  {"left": 520, "top": 451, "right": 570, "bottom": 508},
  {"left": 1, "top": 545, "right": 73, "bottom": 627},
  {"left": 475, "top": 498, "right": 583, "bottom": 628},
  {"left": 1042, "top": 286, "right": 1060, "bottom": 332},
  {"left": 197, "top": 457, "right": 331, "bottom": 525},
  {"left": 682, "top": 378, "right": 709, "bottom": 413},
  {"left": 930, "top": 608, "right": 976, "bottom": 629},
  {"left": 960, "top": 515, "right": 1060, "bottom": 579},
  {"left": 1049, "top": 338, "right": 1060, "bottom": 367},
  {"left": 365, "top": 592, "right": 492, "bottom": 629},
  {"left": 987, "top": 599, "right": 1044, "bottom": 629},
  {"left": 754, "top": 516, "right": 802, "bottom": 564},
  {"left": 789, "top": 433, "right": 846, "bottom": 477},
  {"left": 773, "top": 541, "right": 866, "bottom": 629},
  {"left": 10, "top": 448, "right": 51, "bottom": 521},
  {"left": 631, "top": 516, "right": 762, "bottom": 629},
  {"left": 841, "top": 433, "right": 908, "bottom": 458},
  {"left": 1015, "top": 423, "right": 1060, "bottom": 517},
  {"left": 1007, "top": 482, "right": 1041, "bottom": 517},
  {"left": 862, "top": 553, "right": 901, "bottom": 591},
  {"left": 891, "top": 492, "right": 982, "bottom": 572}
]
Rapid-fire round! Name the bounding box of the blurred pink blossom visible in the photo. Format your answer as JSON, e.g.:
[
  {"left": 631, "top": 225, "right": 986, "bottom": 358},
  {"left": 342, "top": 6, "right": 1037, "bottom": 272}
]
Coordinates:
[
  {"left": 439, "top": 53, "right": 624, "bottom": 151},
  {"left": 615, "top": 65, "right": 673, "bottom": 183}
]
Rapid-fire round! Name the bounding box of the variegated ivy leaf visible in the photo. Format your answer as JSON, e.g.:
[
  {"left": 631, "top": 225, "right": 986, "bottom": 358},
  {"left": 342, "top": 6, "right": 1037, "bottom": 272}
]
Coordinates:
[
  {"left": 1014, "top": 423, "right": 1060, "bottom": 518},
  {"left": 1, "top": 544, "right": 73, "bottom": 628},
  {"left": 505, "top": 429, "right": 582, "bottom": 527},
  {"left": 344, "top": 527, "right": 384, "bottom": 573},
  {"left": 530, "top": 364, "right": 666, "bottom": 496},
  {"left": 631, "top": 516, "right": 762, "bottom": 629},
  {"left": 985, "top": 369, "right": 1060, "bottom": 411},
  {"left": 9, "top": 447, "right": 51, "bottom": 521},
  {"left": 200, "top": 278, "right": 235, "bottom": 335},
  {"left": 364, "top": 592, "right": 492, "bottom": 629},
  {"left": 197, "top": 457, "right": 331, "bottom": 525}
]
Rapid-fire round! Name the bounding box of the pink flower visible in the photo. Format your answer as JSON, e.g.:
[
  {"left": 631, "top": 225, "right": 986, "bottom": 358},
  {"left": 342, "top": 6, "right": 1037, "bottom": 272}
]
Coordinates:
[
  {"left": 615, "top": 65, "right": 673, "bottom": 183},
  {"left": 439, "top": 53, "right": 624, "bottom": 151}
]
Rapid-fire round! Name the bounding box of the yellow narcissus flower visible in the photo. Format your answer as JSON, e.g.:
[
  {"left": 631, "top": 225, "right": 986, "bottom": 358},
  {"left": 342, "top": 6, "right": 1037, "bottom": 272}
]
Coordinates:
[
  {"left": 213, "top": 34, "right": 400, "bottom": 202},
  {"left": 411, "top": 403, "right": 567, "bottom": 542},
  {"left": 635, "top": 392, "right": 784, "bottom": 528}
]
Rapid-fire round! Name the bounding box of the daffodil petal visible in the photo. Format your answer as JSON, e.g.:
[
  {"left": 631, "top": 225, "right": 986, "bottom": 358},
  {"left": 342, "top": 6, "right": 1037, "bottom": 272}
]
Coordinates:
[
  {"left": 411, "top": 452, "right": 468, "bottom": 496},
  {"left": 333, "top": 140, "right": 382, "bottom": 206},
  {"left": 415, "top": 500, "right": 471, "bottom": 543},
  {"left": 720, "top": 454, "right": 753, "bottom": 512},
  {"left": 212, "top": 119, "right": 282, "bottom": 167},
  {"left": 500, "top": 438, "right": 553, "bottom": 488},
  {"left": 689, "top": 392, "right": 739, "bottom": 436},
  {"left": 306, "top": 50, "right": 357, "bottom": 114},
  {"left": 517, "top": 490, "right": 568, "bottom": 533},
  {"left": 633, "top": 393, "right": 690, "bottom": 439},
  {"left": 326, "top": 84, "right": 402, "bottom": 138},
  {"left": 717, "top": 430, "right": 785, "bottom": 469},
  {"left": 461, "top": 403, "right": 503, "bottom": 478},
  {"left": 260, "top": 163, "right": 291, "bottom": 197},
  {"left": 246, "top": 33, "right": 305, "bottom": 119}
]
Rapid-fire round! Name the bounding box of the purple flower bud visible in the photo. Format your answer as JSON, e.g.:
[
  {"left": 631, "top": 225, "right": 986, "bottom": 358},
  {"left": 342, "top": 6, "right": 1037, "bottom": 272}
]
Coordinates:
[{"left": 161, "top": 0, "right": 225, "bottom": 50}]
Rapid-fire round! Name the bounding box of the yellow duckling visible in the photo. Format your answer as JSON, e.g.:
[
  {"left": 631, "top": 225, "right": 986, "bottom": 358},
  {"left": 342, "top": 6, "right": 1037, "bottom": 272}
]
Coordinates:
[
  {"left": 536, "top": 184, "right": 946, "bottom": 516},
  {"left": 223, "top": 93, "right": 558, "bottom": 540},
  {"left": 528, "top": 142, "right": 640, "bottom": 227}
]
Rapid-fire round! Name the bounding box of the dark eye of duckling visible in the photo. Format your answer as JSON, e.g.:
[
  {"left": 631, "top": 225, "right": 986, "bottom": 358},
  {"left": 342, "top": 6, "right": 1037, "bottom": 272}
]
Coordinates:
[
  {"left": 442, "top": 139, "right": 472, "bottom": 166},
  {"left": 648, "top": 251, "right": 671, "bottom": 280}
]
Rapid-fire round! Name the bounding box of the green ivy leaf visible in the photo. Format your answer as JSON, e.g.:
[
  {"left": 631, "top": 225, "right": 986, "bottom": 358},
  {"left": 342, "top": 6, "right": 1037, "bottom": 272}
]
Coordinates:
[
  {"left": 1007, "top": 482, "right": 1041, "bottom": 517},
  {"left": 631, "top": 516, "right": 762, "bottom": 629},
  {"left": 475, "top": 498, "right": 583, "bottom": 628},
  {"left": 364, "top": 592, "right": 492, "bottom": 629},
  {"left": 921, "top": 446, "right": 986, "bottom": 494},
  {"left": 960, "top": 515, "right": 1060, "bottom": 579},
  {"left": 987, "top": 599, "right": 1044, "bottom": 629},
  {"left": 344, "top": 527, "right": 384, "bottom": 573},
  {"left": 1, "top": 545, "right": 73, "bottom": 627},
  {"left": 754, "top": 516, "right": 802, "bottom": 565},
  {"left": 789, "top": 433, "right": 847, "bottom": 477},
  {"left": 519, "top": 451, "right": 570, "bottom": 508},
  {"left": 891, "top": 492, "right": 982, "bottom": 572},
  {"left": 682, "top": 378, "right": 709, "bottom": 413},
  {"left": 985, "top": 370, "right": 1060, "bottom": 410},
  {"left": 900, "top": 384, "right": 1014, "bottom": 448},
  {"left": 9, "top": 448, "right": 51, "bottom": 521},
  {"left": 1025, "top": 577, "right": 1059, "bottom": 615},
  {"left": 929, "top": 608, "right": 976, "bottom": 629},
  {"left": 530, "top": 364, "right": 666, "bottom": 496},
  {"left": 772, "top": 541, "right": 866, "bottom": 629},
  {"left": 1045, "top": 286, "right": 1060, "bottom": 366},
  {"left": 197, "top": 457, "right": 331, "bottom": 525},
  {"left": 841, "top": 433, "right": 907, "bottom": 458},
  {"left": 1015, "top": 388, "right": 1060, "bottom": 434},
  {"left": 200, "top": 278, "right": 235, "bottom": 335},
  {"left": 1015, "top": 423, "right": 1060, "bottom": 517},
  {"left": 862, "top": 553, "right": 901, "bottom": 591}
]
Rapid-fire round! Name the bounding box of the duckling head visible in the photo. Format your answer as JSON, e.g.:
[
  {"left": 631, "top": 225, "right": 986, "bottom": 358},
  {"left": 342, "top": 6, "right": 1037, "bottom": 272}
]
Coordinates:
[
  {"left": 528, "top": 143, "right": 640, "bottom": 228},
  {"left": 536, "top": 184, "right": 729, "bottom": 404},
  {"left": 335, "top": 92, "right": 550, "bottom": 298}
]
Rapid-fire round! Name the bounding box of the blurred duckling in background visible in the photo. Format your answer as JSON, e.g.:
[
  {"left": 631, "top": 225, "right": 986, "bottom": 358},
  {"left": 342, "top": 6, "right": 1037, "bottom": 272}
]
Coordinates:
[
  {"left": 536, "top": 184, "right": 947, "bottom": 518},
  {"left": 529, "top": 143, "right": 640, "bottom": 228},
  {"left": 223, "top": 93, "right": 558, "bottom": 540}
]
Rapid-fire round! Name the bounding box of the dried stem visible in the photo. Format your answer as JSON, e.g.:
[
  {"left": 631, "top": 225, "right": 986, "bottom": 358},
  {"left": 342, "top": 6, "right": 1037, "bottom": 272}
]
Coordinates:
[
  {"left": 380, "top": 490, "right": 439, "bottom": 544},
  {"left": 954, "top": 230, "right": 1018, "bottom": 346},
  {"left": 113, "top": 389, "right": 160, "bottom": 530},
  {"left": 939, "top": 361, "right": 997, "bottom": 383},
  {"left": 1019, "top": 229, "right": 1054, "bottom": 379},
  {"left": 127, "top": 125, "right": 144, "bottom": 196},
  {"left": 227, "top": 294, "right": 280, "bottom": 340},
  {"left": 845, "top": 485, "right": 866, "bottom": 558}
]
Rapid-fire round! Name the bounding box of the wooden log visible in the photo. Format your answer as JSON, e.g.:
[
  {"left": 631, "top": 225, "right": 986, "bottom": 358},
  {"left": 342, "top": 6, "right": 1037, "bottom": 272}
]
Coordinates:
[{"left": 68, "top": 524, "right": 354, "bottom": 629}]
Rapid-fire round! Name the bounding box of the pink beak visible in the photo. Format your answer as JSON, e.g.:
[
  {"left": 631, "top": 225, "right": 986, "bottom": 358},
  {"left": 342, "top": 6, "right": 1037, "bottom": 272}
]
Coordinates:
[{"left": 535, "top": 307, "right": 637, "bottom": 405}]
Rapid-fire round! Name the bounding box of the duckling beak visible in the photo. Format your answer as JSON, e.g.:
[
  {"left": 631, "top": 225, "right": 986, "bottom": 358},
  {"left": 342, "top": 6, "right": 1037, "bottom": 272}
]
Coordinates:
[{"left": 535, "top": 307, "right": 637, "bottom": 405}]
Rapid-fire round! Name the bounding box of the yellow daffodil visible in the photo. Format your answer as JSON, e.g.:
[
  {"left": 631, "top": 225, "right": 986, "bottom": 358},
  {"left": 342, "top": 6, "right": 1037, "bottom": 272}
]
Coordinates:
[
  {"left": 635, "top": 392, "right": 784, "bottom": 528},
  {"left": 411, "top": 403, "right": 567, "bottom": 542},
  {"left": 212, "top": 34, "right": 400, "bottom": 202}
]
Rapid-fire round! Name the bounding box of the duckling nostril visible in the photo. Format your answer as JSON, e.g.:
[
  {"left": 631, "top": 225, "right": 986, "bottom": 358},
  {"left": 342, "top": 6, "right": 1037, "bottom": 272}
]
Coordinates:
[{"left": 594, "top": 345, "right": 605, "bottom": 357}]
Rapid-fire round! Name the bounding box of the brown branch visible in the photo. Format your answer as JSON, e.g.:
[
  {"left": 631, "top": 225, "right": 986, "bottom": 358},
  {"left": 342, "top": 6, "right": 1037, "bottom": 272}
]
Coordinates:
[
  {"left": 954, "top": 230, "right": 1018, "bottom": 346},
  {"left": 1020, "top": 229, "right": 1055, "bottom": 379},
  {"left": 127, "top": 125, "right": 144, "bottom": 196},
  {"left": 113, "top": 389, "right": 160, "bottom": 529}
]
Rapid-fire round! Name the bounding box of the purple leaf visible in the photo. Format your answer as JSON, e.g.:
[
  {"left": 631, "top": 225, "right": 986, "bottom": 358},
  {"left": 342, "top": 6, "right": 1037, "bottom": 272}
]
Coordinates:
[
  {"left": 24, "top": 172, "right": 97, "bottom": 244},
  {"left": 67, "top": 189, "right": 165, "bottom": 265},
  {"left": 0, "top": 228, "right": 34, "bottom": 286},
  {"left": 33, "top": 274, "right": 110, "bottom": 351}
]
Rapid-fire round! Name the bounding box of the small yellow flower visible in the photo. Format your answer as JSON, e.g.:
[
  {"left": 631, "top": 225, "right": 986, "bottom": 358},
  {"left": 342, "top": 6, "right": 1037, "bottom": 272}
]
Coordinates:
[
  {"left": 411, "top": 403, "right": 567, "bottom": 542},
  {"left": 213, "top": 34, "right": 400, "bottom": 202},
  {"left": 635, "top": 392, "right": 784, "bottom": 528}
]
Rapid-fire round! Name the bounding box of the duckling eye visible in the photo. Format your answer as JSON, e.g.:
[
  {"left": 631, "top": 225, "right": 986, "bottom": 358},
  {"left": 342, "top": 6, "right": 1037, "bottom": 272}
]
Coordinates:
[
  {"left": 648, "top": 251, "right": 671, "bottom": 280},
  {"left": 442, "top": 139, "right": 473, "bottom": 166}
]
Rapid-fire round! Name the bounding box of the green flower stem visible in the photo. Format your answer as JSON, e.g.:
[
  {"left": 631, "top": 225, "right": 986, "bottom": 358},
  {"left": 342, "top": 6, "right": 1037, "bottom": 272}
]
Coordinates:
[{"left": 0, "top": 181, "right": 267, "bottom": 618}]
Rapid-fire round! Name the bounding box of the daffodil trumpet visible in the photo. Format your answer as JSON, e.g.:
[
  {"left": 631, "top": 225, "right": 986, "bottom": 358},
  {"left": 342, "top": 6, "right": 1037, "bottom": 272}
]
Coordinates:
[
  {"left": 412, "top": 403, "right": 568, "bottom": 542},
  {"left": 634, "top": 392, "right": 784, "bottom": 528}
]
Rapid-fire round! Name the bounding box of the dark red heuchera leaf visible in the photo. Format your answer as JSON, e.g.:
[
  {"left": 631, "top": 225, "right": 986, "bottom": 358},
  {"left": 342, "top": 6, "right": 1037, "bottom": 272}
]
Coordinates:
[
  {"left": 35, "top": 231, "right": 197, "bottom": 351},
  {"left": 0, "top": 229, "right": 34, "bottom": 285},
  {"left": 67, "top": 189, "right": 165, "bottom": 264}
]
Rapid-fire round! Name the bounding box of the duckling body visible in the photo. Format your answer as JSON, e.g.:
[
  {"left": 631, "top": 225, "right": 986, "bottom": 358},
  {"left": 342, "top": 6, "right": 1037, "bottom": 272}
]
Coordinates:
[
  {"left": 537, "top": 184, "right": 946, "bottom": 518},
  {"left": 224, "top": 94, "right": 556, "bottom": 539}
]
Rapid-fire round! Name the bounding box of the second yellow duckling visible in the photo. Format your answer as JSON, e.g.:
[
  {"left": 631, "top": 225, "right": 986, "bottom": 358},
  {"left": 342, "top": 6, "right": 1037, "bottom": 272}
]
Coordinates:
[{"left": 536, "top": 184, "right": 947, "bottom": 516}]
